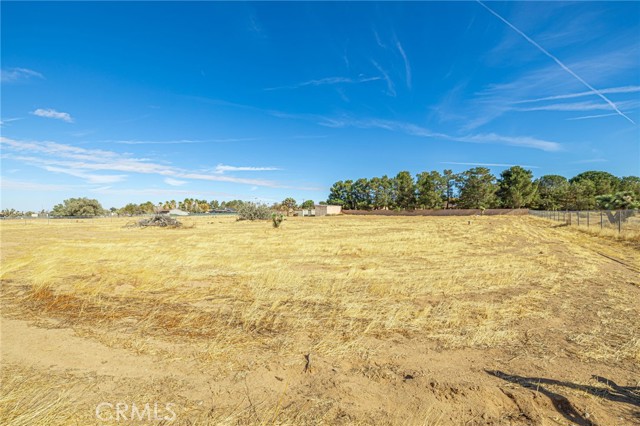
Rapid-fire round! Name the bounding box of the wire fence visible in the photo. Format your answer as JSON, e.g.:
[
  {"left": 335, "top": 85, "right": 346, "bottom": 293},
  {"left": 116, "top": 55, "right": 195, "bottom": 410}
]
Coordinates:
[
  {"left": 0, "top": 212, "right": 238, "bottom": 226},
  {"left": 4, "top": 211, "right": 639, "bottom": 234},
  {"left": 529, "top": 209, "right": 639, "bottom": 234}
]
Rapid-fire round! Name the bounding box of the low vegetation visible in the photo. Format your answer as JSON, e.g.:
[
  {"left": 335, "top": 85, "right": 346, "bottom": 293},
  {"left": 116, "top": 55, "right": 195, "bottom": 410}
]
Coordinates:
[
  {"left": 137, "top": 214, "right": 182, "bottom": 228},
  {"left": 271, "top": 212, "right": 285, "bottom": 228},
  {"left": 236, "top": 202, "right": 272, "bottom": 221}
]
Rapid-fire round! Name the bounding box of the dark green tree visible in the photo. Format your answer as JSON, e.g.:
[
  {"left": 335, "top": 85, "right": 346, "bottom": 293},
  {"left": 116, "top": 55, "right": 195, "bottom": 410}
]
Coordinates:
[
  {"left": 369, "top": 175, "right": 395, "bottom": 210},
  {"left": 456, "top": 167, "right": 497, "bottom": 209},
  {"left": 300, "top": 200, "right": 315, "bottom": 209},
  {"left": 496, "top": 166, "right": 537, "bottom": 208},
  {"left": 570, "top": 171, "right": 620, "bottom": 196},
  {"left": 416, "top": 171, "right": 446, "bottom": 209},
  {"left": 443, "top": 169, "right": 458, "bottom": 209},
  {"left": 567, "top": 180, "right": 597, "bottom": 210},
  {"left": 139, "top": 201, "right": 156, "bottom": 214},
  {"left": 394, "top": 171, "right": 416, "bottom": 210},
  {"left": 119, "top": 203, "right": 142, "bottom": 216},
  {"left": 352, "top": 178, "right": 372, "bottom": 210},
  {"left": 535, "top": 175, "right": 569, "bottom": 210},
  {"left": 51, "top": 197, "right": 105, "bottom": 217},
  {"left": 327, "top": 180, "right": 352, "bottom": 208},
  {"left": 619, "top": 176, "right": 640, "bottom": 198}
]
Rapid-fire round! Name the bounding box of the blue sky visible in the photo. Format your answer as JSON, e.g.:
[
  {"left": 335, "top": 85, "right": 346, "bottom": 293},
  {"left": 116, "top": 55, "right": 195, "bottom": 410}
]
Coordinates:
[{"left": 1, "top": 1, "right": 639, "bottom": 211}]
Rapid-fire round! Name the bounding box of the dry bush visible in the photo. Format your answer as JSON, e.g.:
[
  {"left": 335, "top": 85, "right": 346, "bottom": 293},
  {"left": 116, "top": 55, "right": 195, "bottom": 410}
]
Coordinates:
[{"left": 137, "top": 214, "right": 182, "bottom": 228}]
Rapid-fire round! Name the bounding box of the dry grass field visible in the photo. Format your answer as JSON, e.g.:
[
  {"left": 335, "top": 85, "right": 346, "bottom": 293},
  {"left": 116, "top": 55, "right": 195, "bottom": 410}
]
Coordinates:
[{"left": 1, "top": 215, "right": 639, "bottom": 425}]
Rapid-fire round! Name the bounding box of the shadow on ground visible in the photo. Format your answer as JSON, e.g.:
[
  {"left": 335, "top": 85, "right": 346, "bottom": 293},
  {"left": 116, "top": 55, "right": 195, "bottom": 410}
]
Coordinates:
[{"left": 487, "top": 370, "right": 640, "bottom": 426}]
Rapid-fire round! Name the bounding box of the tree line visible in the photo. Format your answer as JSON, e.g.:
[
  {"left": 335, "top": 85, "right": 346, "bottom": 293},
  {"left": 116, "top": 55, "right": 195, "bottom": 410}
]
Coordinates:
[
  {"left": 2, "top": 168, "right": 638, "bottom": 218},
  {"left": 327, "top": 167, "right": 640, "bottom": 211},
  {"left": 28, "top": 197, "right": 318, "bottom": 218}
]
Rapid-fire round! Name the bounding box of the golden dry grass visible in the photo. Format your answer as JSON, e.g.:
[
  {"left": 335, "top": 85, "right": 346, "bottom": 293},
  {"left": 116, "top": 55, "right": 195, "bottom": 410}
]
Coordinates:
[{"left": 1, "top": 215, "right": 639, "bottom": 425}]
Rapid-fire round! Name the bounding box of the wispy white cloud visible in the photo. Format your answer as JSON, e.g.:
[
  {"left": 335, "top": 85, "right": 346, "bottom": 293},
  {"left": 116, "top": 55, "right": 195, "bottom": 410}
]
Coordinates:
[
  {"left": 441, "top": 161, "right": 539, "bottom": 169},
  {"left": 214, "top": 163, "right": 281, "bottom": 174},
  {"left": 1, "top": 67, "right": 44, "bottom": 83},
  {"left": 0, "top": 178, "right": 76, "bottom": 192},
  {"left": 477, "top": 0, "right": 635, "bottom": 124},
  {"left": 114, "top": 139, "right": 203, "bottom": 145},
  {"left": 319, "top": 117, "right": 562, "bottom": 151},
  {"left": 343, "top": 49, "right": 350, "bottom": 71},
  {"left": 456, "top": 133, "right": 561, "bottom": 152},
  {"left": 177, "top": 172, "right": 278, "bottom": 186},
  {"left": 69, "top": 130, "right": 96, "bottom": 138},
  {"left": 571, "top": 158, "right": 607, "bottom": 164},
  {"left": 43, "top": 166, "right": 127, "bottom": 184},
  {"left": 518, "top": 99, "right": 638, "bottom": 113},
  {"left": 441, "top": 44, "right": 639, "bottom": 131},
  {"left": 373, "top": 29, "right": 386, "bottom": 49},
  {"left": 113, "top": 138, "right": 256, "bottom": 145},
  {"left": 31, "top": 108, "right": 74, "bottom": 123},
  {"left": 0, "top": 117, "right": 23, "bottom": 127},
  {"left": 371, "top": 60, "right": 396, "bottom": 97},
  {"left": 265, "top": 76, "right": 380, "bottom": 91},
  {"left": 89, "top": 187, "right": 235, "bottom": 198},
  {"left": 515, "top": 85, "right": 640, "bottom": 104},
  {"left": 566, "top": 113, "right": 620, "bottom": 121},
  {"left": 0, "top": 136, "right": 311, "bottom": 189},
  {"left": 516, "top": 101, "right": 615, "bottom": 112},
  {"left": 248, "top": 14, "right": 265, "bottom": 38},
  {"left": 290, "top": 134, "right": 328, "bottom": 140},
  {"left": 396, "top": 41, "right": 412, "bottom": 89},
  {"left": 164, "top": 178, "right": 187, "bottom": 186}
]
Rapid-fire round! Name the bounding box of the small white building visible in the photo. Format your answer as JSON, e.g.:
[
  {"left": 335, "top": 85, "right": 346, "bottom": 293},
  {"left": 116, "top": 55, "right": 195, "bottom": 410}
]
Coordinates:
[
  {"left": 315, "top": 205, "right": 342, "bottom": 216},
  {"left": 298, "top": 209, "right": 315, "bottom": 217},
  {"left": 168, "top": 208, "right": 189, "bottom": 216}
]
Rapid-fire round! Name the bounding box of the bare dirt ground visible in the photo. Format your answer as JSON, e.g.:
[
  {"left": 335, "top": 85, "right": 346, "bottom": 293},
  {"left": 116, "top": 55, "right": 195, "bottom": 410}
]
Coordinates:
[{"left": 1, "top": 215, "right": 639, "bottom": 425}]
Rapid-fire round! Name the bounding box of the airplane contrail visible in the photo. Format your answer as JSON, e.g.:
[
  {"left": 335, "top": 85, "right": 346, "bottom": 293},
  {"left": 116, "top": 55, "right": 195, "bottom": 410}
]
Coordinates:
[{"left": 477, "top": 0, "right": 635, "bottom": 124}]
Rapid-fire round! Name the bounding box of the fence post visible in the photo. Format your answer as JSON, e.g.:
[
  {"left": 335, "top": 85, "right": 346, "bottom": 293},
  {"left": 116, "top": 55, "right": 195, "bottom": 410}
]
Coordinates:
[
  {"left": 600, "top": 211, "right": 603, "bottom": 229},
  {"left": 587, "top": 210, "right": 589, "bottom": 228},
  {"left": 618, "top": 210, "right": 622, "bottom": 233},
  {"left": 577, "top": 211, "right": 580, "bottom": 227}
]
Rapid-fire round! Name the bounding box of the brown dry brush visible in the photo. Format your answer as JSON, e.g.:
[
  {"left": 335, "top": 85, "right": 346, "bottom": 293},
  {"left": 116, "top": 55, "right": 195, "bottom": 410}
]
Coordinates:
[{"left": 137, "top": 214, "right": 182, "bottom": 228}]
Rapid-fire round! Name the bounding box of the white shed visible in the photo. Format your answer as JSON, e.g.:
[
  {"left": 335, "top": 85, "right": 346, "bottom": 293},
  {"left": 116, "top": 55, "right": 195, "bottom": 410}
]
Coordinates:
[{"left": 315, "top": 205, "right": 342, "bottom": 216}]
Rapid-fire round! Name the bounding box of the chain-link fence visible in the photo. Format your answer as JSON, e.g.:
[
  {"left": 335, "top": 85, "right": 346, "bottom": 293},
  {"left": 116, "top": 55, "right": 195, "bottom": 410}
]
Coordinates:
[{"left": 529, "top": 209, "right": 639, "bottom": 233}]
